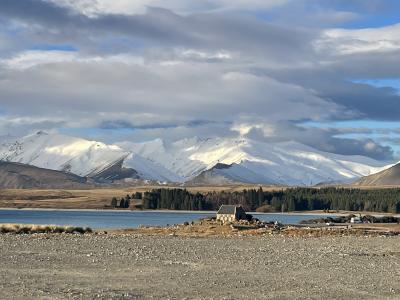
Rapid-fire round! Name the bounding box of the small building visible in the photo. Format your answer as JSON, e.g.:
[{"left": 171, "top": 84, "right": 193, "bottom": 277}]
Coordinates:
[
  {"left": 216, "top": 205, "right": 247, "bottom": 223},
  {"left": 350, "top": 216, "right": 362, "bottom": 224}
]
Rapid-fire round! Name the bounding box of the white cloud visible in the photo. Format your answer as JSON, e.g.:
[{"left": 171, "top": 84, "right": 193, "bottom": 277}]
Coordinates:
[
  {"left": 0, "top": 50, "right": 77, "bottom": 69},
  {"left": 315, "top": 23, "right": 400, "bottom": 55},
  {"left": 181, "top": 49, "right": 232, "bottom": 60},
  {"left": 0, "top": 0, "right": 399, "bottom": 160},
  {"left": 0, "top": 50, "right": 146, "bottom": 69},
  {"left": 231, "top": 122, "right": 276, "bottom": 137},
  {"left": 0, "top": 52, "right": 341, "bottom": 131},
  {"left": 47, "top": 0, "right": 289, "bottom": 16}
]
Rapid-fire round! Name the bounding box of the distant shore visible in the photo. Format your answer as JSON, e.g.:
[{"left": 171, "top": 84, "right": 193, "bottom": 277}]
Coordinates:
[
  {"left": 0, "top": 207, "right": 398, "bottom": 218},
  {"left": 0, "top": 207, "right": 214, "bottom": 214}
]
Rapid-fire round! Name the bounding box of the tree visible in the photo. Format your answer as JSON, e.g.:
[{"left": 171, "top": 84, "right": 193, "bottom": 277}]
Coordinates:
[
  {"left": 110, "top": 187, "right": 400, "bottom": 213},
  {"left": 271, "top": 197, "right": 281, "bottom": 212},
  {"left": 288, "top": 197, "right": 296, "bottom": 212},
  {"left": 281, "top": 202, "right": 287, "bottom": 213},
  {"left": 257, "top": 187, "right": 264, "bottom": 207}
]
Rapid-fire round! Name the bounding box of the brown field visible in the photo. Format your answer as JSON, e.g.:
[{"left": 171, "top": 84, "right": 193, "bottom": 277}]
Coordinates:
[
  {"left": 0, "top": 188, "right": 141, "bottom": 209},
  {"left": 0, "top": 185, "right": 285, "bottom": 209}
]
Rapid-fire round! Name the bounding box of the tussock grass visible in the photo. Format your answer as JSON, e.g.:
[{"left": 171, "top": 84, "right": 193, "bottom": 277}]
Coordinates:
[{"left": 0, "top": 223, "right": 92, "bottom": 234}]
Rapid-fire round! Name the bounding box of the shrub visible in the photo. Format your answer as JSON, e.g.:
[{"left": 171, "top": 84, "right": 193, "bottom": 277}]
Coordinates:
[{"left": 0, "top": 224, "right": 93, "bottom": 234}]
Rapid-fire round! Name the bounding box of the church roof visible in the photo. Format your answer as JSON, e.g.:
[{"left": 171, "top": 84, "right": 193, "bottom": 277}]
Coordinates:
[{"left": 217, "top": 205, "right": 245, "bottom": 214}]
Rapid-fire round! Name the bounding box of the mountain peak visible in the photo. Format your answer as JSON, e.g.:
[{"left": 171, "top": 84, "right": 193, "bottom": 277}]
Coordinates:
[
  {"left": 122, "top": 136, "right": 392, "bottom": 185},
  {"left": 0, "top": 132, "right": 129, "bottom": 178}
]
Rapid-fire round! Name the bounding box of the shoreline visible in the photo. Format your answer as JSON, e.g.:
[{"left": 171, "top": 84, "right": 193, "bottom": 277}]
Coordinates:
[
  {"left": 0, "top": 207, "right": 215, "bottom": 214},
  {"left": 0, "top": 207, "right": 398, "bottom": 217}
]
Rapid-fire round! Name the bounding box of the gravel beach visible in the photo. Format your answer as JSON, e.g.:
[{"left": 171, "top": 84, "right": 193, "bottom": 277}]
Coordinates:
[{"left": 0, "top": 234, "right": 399, "bottom": 299}]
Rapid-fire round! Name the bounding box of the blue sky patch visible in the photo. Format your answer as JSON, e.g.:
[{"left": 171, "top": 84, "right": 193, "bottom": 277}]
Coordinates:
[{"left": 352, "top": 78, "right": 400, "bottom": 93}]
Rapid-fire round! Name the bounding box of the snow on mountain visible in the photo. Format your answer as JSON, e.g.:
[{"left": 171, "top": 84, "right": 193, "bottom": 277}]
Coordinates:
[
  {"left": 185, "top": 163, "right": 278, "bottom": 185},
  {"left": 355, "top": 161, "right": 400, "bottom": 186},
  {"left": 119, "top": 137, "right": 391, "bottom": 185},
  {"left": 0, "top": 132, "right": 392, "bottom": 185},
  {"left": 124, "top": 153, "right": 183, "bottom": 183},
  {"left": 0, "top": 131, "right": 129, "bottom": 177}
]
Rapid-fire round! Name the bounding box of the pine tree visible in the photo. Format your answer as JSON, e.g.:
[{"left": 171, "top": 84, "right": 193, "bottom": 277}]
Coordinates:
[
  {"left": 288, "top": 197, "right": 296, "bottom": 212},
  {"left": 257, "top": 187, "right": 264, "bottom": 207}
]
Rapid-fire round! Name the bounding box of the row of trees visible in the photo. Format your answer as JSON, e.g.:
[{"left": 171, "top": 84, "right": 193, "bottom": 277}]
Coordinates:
[
  {"left": 140, "top": 187, "right": 400, "bottom": 213},
  {"left": 143, "top": 189, "right": 211, "bottom": 210},
  {"left": 263, "top": 187, "right": 400, "bottom": 213},
  {"left": 110, "top": 192, "right": 142, "bottom": 208}
]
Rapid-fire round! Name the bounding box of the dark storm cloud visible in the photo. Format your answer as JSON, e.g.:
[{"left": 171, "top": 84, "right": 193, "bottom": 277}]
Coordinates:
[
  {"left": 0, "top": 0, "right": 317, "bottom": 61},
  {"left": 0, "top": 1, "right": 194, "bottom": 48},
  {"left": 265, "top": 67, "right": 400, "bottom": 121}
]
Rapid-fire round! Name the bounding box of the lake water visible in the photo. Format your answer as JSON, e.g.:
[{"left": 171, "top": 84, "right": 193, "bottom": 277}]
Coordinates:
[{"left": 0, "top": 209, "right": 329, "bottom": 229}]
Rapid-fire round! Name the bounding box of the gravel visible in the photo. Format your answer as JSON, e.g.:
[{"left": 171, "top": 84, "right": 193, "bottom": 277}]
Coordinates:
[{"left": 0, "top": 234, "right": 399, "bottom": 299}]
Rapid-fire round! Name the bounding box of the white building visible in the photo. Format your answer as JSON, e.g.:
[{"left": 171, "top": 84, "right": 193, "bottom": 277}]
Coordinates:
[
  {"left": 216, "top": 205, "right": 247, "bottom": 223},
  {"left": 350, "top": 215, "right": 362, "bottom": 223}
]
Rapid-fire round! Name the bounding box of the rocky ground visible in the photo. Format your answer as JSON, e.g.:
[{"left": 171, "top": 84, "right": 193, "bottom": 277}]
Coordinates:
[{"left": 0, "top": 233, "right": 399, "bottom": 299}]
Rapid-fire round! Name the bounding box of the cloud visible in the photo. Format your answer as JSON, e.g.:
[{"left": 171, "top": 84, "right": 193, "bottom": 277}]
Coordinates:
[
  {"left": 0, "top": 0, "right": 318, "bottom": 64},
  {"left": 46, "top": 0, "right": 290, "bottom": 16},
  {"left": 316, "top": 24, "right": 400, "bottom": 54},
  {"left": 235, "top": 121, "right": 394, "bottom": 160},
  {"left": 0, "top": 0, "right": 399, "bottom": 161},
  {"left": 0, "top": 53, "right": 341, "bottom": 126}
]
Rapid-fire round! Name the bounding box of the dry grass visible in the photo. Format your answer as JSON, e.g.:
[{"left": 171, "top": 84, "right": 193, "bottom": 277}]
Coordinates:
[
  {"left": 0, "top": 184, "right": 400, "bottom": 210},
  {"left": 0, "top": 186, "right": 285, "bottom": 209},
  {"left": 0, "top": 188, "right": 142, "bottom": 209},
  {"left": 0, "top": 223, "right": 92, "bottom": 234}
]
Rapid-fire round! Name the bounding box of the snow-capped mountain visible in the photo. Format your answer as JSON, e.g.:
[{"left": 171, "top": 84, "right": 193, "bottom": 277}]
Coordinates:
[
  {"left": 0, "top": 131, "right": 129, "bottom": 178},
  {"left": 124, "top": 152, "right": 183, "bottom": 183},
  {"left": 0, "top": 131, "right": 173, "bottom": 182},
  {"left": 119, "top": 138, "right": 388, "bottom": 185},
  {"left": 119, "top": 137, "right": 391, "bottom": 185},
  {"left": 0, "top": 132, "right": 392, "bottom": 185}
]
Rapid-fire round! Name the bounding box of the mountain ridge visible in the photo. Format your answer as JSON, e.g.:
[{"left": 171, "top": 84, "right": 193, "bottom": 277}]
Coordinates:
[
  {"left": 0, "top": 131, "right": 130, "bottom": 178},
  {"left": 0, "top": 161, "right": 91, "bottom": 188},
  {"left": 122, "top": 136, "right": 391, "bottom": 185},
  {"left": 0, "top": 132, "right": 393, "bottom": 186},
  {"left": 355, "top": 162, "right": 400, "bottom": 186}
]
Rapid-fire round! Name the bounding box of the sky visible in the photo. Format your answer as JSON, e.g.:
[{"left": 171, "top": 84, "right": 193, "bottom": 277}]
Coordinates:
[{"left": 0, "top": 0, "right": 400, "bottom": 161}]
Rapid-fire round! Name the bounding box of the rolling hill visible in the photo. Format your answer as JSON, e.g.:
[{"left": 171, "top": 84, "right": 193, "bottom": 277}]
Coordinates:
[
  {"left": 355, "top": 162, "right": 400, "bottom": 186},
  {"left": 0, "top": 161, "right": 90, "bottom": 188}
]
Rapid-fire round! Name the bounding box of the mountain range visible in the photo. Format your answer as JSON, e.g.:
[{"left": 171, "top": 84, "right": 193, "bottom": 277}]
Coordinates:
[{"left": 0, "top": 131, "right": 395, "bottom": 186}]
